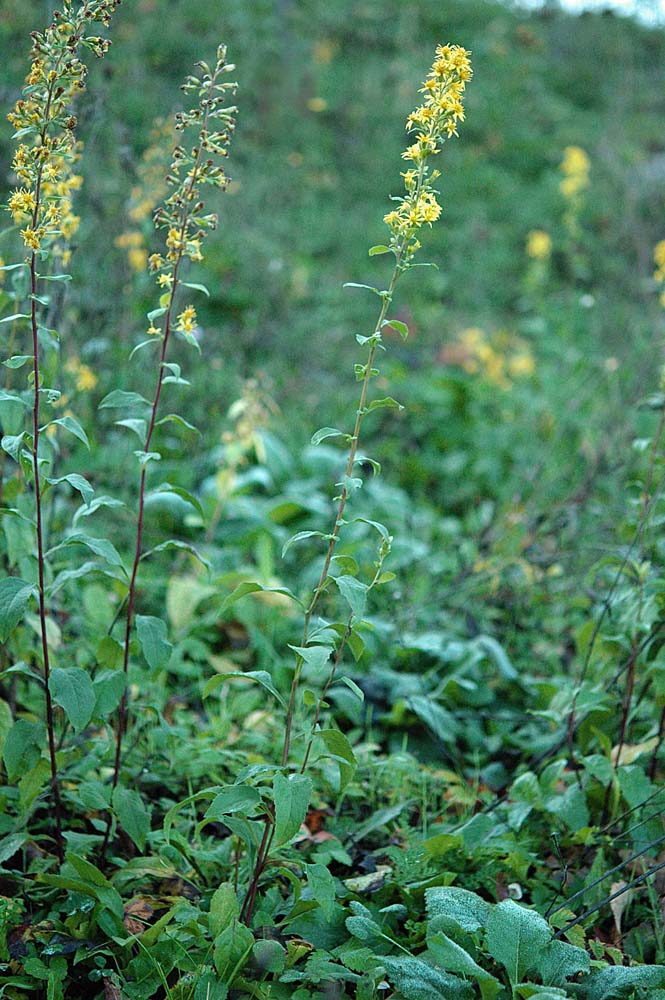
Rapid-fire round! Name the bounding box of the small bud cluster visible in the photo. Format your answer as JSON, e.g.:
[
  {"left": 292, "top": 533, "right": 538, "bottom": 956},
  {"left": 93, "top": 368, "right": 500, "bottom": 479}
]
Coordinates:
[
  {"left": 147, "top": 45, "right": 237, "bottom": 339},
  {"left": 383, "top": 44, "right": 472, "bottom": 257},
  {"left": 6, "top": 0, "right": 120, "bottom": 256}
]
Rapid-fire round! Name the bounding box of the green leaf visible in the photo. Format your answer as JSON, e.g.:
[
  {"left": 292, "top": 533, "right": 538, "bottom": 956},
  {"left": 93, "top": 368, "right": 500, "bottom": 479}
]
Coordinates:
[
  {"left": 539, "top": 940, "right": 590, "bottom": 986},
  {"left": 2, "top": 720, "right": 43, "bottom": 783},
  {"left": 368, "top": 245, "right": 391, "bottom": 255},
  {"left": 335, "top": 575, "right": 367, "bottom": 618},
  {"left": 205, "top": 786, "right": 261, "bottom": 820},
  {"left": 149, "top": 482, "right": 203, "bottom": 518},
  {"left": 0, "top": 832, "right": 27, "bottom": 867},
  {"left": 306, "top": 863, "right": 337, "bottom": 920},
  {"left": 0, "top": 390, "right": 28, "bottom": 407},
  {"left": 203, "top": 670, "right": 286, "bottom": 708},
  {"left": 311, "top": 426, "right": 347, "bottom": 446},
  {"left": 220, "top": 580, "right": 303, "bottom": 613},
  {"left": 583, "top": 965, "right": 665, "bottom": 1000},
  {"left": 343, "top": 282, "right": 381, "bottom": 295},
  {"left": 272, "top": 772, "right": 312, "bottom": 846},
  {"left": 92, "top": 670, "right": 126, "bottom": 717},
  {"left": 0, "top": 577, "right": 35, "bottom": 641},
  {"left": 181, "top": 280, "right": 210, "bottom": 296},
  {"left": 366, "top": 395, "right": 403, "bottom": 413},
  {"left": 44, "top": 415, "right": 89, "bottom": 448},
  {"left": 383, "top": 318, "right": 409, "bottom": 340},
  {"left": 345, "top": 901, "right": 384, "bottom": 943},
  {"left": 99, "top": 389, "right": 150, "bottom": 410},
  {"left": 427, "top": 932, "right": 500, "bottom": 994},
  {"left": 155, "top": 413, "right": 199, "bottom": 433},
  {"left": 51, "top": 532, "right": 125, "bottom": 569},
  {"left": 134, "top": 449, "right": 161, "bottom": 465},
  {"left": 485, "top": 900, "right": 552, "bottom": 984},
  {"left": 0, "top": 312, "right": 30, "bottom": 325},
  {"left": 210, "top": 882, "right": 240, "bottom": 937},
  {"left": 3, "top": 355, "right": 32, "bottom": 369},
  {"left": 282, "top": 530, "right": 332, "bottom": 558},
  {"left": 288, "top": 645, "right": 333, "bottom": 671},
  {"left": 351, "top": 516, "right": 392, "bottom": 542},
  {"left": 142, "top": 539, "right": 211, "bottom": 571},
  {"left": 339, "top": 676, "right": 365, "bottom": 701},
  {"left": 49, "top": 667, "right": 96, "bottom": 733},
  {"left": 45, "top": 473, "right": 94, "bottom": 506},
  {"left": 1, "top": 432, "right": 27, "bottom": 462},
  {"left": 115, "top": 417, "right": 147, "bottom": 440},
  {"left": 425, "top": 886, "right": 491, "bottom": 933},
  {"left": 382, "top": 956, "right": 473, "bottom": 1000},
  {"left": 320, "top": 728, "right": 357, "bottom": 793},
  {"left": 112, "top": 786, "right": 150, "bottom": 851},
  {"left": 136, "top": 615, "right": 173, "bottom": 670},
  {"left": 252, "top": 939, "right": 286, "bottom": 974}
]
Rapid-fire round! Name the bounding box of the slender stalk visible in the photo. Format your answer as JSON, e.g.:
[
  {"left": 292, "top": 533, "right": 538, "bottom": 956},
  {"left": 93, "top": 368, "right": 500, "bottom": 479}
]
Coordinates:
[
  {"left": 281, "top": 235, "right": 411, "bottom": 768},
  {"left": 27, "top": 76, "right": 64, "bottom": 864}
]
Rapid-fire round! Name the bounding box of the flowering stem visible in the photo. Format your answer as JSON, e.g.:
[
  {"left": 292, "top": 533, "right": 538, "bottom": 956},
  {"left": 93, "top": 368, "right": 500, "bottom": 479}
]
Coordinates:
[{"left": 101, "top": 69, "right": 224, "bottom": 856}]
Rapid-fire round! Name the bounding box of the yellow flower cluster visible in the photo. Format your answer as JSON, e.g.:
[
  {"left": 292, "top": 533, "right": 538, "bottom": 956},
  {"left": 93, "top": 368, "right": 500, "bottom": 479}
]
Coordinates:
[
  {"left": 176, "top": 305, "right": 197, "bottom": 335},
  {"left": 448, "top": 327, "right": 535, "bottom": 389},
  {"left": 526, "top": 229, "right": 552, "bottom": 260},
  {"left": 145, "top": 45, "right": 237, "bottom": 339},
  {"left": 560, "top": 145, "right": 590, "bottom": 199},
  {"left": 5, "top": 2, "right": 118, "bottom": 258},
  {"left": 383, "top": 44, "right": 472, "bottom": 248},
  {"left": 654, "top": 240, "right": 665, "bottom": 309}
]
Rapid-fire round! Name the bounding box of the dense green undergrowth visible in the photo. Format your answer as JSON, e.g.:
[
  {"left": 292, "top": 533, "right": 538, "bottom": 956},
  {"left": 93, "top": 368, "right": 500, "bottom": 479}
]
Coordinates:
[{"left": 1, "top": 1, "right": 665, "bottom": 998}]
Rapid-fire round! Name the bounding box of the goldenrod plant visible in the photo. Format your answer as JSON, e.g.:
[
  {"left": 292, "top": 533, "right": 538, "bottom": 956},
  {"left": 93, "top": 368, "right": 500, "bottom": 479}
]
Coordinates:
[
  {"left": 237, "top": 42, "right": 473, "bottom": 925},
  {"left": 99, "top": 44, "right": 237, "bottom": 854},
  {"left": 1, "top": 0, "right": 119, "bottom": 864}
]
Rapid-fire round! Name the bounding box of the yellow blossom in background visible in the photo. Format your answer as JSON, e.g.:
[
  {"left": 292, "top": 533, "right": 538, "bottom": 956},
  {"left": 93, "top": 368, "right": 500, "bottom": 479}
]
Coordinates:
[
  {"left": 526, "top": 229, "right": 552, "bottom": 260},
  {"left": 560, "top": 145, "right": 590, "bottom": 198},
  {"left": 64, "top": 357, "right": 98, "bottom": 392},
  {"left": 75, "top": 364, "right": 98, "bottom": 391},
  {"left": 445, "top": 327, "right": 535, "bottom": 389},
  {"left": 115, "top": 231, "right": 144, "bottom": 250},
  {"left": 307, "top": 97, "right": 327, "bottom": 113},
  {"left": 313, "top": 39, "right": 337, "bottom": 65},
  {"left": 655, "top": 240, "right": 665, "bottom": 307},
  {"left": 128, "top": 248, "right": 148, "bottom": 272}
]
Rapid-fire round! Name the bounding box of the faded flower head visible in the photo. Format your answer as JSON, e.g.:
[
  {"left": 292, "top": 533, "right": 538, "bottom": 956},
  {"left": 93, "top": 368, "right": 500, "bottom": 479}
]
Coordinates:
[
  {"left": 384, "top": 44, "right": 472, "bottom": 256},
  {"left": 146, "top": 45, "right": 237, "bottom": 338}
]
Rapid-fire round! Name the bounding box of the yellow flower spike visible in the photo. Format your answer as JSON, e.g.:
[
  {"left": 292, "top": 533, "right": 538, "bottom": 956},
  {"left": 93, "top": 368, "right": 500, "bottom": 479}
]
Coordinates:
[{"left": 385, "top": 44, "right": 471, "bottom": 248}]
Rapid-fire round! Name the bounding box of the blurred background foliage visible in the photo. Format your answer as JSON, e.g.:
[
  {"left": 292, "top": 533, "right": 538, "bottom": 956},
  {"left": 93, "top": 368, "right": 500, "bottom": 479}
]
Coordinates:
[{"left": 1, "top": 0, "right": 665, "bottom": 672}]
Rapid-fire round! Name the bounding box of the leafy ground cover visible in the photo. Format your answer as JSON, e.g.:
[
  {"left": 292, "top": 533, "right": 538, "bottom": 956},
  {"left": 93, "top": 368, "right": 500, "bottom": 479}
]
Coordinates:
[{"left": 1, "top": 1, "right": 665, "bottom": 998}]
